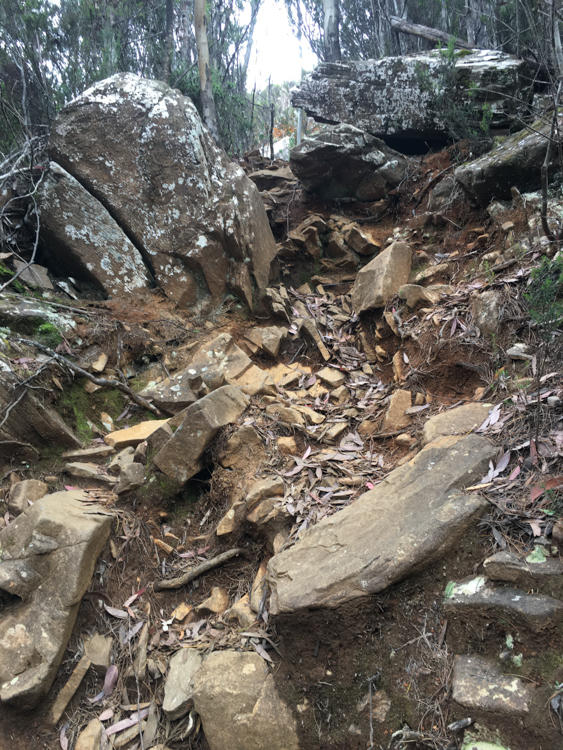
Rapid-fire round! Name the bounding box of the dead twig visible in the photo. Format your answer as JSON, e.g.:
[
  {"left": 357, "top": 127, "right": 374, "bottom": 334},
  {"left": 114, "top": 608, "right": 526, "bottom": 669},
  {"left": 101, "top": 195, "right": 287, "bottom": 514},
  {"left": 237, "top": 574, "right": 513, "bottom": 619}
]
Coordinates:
[{"left": 153, "top": 547, "right": 249, "bottom": 592}]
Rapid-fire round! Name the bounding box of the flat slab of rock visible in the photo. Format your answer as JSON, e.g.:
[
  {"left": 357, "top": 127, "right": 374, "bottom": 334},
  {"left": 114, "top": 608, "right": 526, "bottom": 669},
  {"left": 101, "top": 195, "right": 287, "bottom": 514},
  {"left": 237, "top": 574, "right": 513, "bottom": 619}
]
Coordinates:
[
  {"left": 192, "top": 650, "right": 299, "bottom": 750},
  {"left": 154, "top": 386, "right": 248, "bottom": 484},
  {"left": 267, "top": 434, "right": 494, "bottom": 613},
  {"left": 452, "top": 655, "right": 533, "bottom": 715},
  {"left": 104, "top": 419, "right": 170, "bottom": 449},
  {"left": 292, "top": 52, "right": 537, "bottom": 144},
  {"left": 62, "top": 445, "right": 115, "bottom": 460},
  {"left": 484, "top": 550, "right": 563, "bottom": 596},
  {"left": 444, "top": 576, "right": 563, "bottom": 630},
  {"left": 0, "top": 491, "right": 111, "bottom": 707},
  {"left": 422, "top": 403, "right": 492, "bottom": 446},
  {"left": 64, "top": 462, "right": 117, "bottom": 484},
  {"left": 163, "top": 648, "right": 203, "bottom": 720},
  {"left": 351, "top": 241, "right": 412, "bottom": 314},
  {"left": 50, "top": 73, "right": 277, "bottom": 309}
]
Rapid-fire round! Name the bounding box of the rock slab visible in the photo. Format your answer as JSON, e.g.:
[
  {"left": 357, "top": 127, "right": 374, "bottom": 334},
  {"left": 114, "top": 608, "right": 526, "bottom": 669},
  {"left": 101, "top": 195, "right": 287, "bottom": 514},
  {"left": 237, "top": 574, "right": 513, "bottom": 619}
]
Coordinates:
[
  {"left": 452, "top": 655, "right": 532, "bottom": 714},
  {"left": 351, "top": 241, "right": 412, "bottom": 313},
  {"left": 267, "top": 434, "right": 494, "bottom": 613},
  {"left": 0, "top": 491, "right": 111, "bottom": 707}
]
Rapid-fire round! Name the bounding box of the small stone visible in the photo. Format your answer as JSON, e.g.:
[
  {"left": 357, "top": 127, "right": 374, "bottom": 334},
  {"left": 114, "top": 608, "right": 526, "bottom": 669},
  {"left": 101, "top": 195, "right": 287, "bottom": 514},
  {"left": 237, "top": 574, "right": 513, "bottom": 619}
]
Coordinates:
[
  {"left": 196, "top": 586, "right": 229, "bottom": 615},
  {"left": 323, "top": 423, "right": 348, "bottom": 441},
  {"left": 83, "top": 633, "right": 112, "bottom": 674},
  {"left": 84, "top": 380, "right": 101, "bottom": 394},
  {"left": 414, "top": 262, "right": 449, "bottom": 283},
  {"left": 501, "top": 221, "right": 515, "bottom": 232},
  {"left": 330, "top": 385, "right": 349, "bottom": 404},
  {"left": 226, "top": 594, "right": 256, "bottom": 628},
  {"left": 276, "top": 436, "right": 298, "bottom": 456},
  {"left": 414, "top": 393, "right": 425, "bottom": 405},
  {"left": 91, "top": 353, "right": 108, "bottom": 373},
  {"left": 62, "top": 445, "right": 115, "bottom": 460},
  {"left": 115, "top": 463, "right": 145, "bottom": 494},
  {"left": 100, "top": 412, "right": 114, "bottom": 432},
  {"left": 108, "top": 446, "right": 136, "bottom": 475},
  {"left": 266, "top": 403, "right": 305, "bottom": 425},
  {"left": 316, "top": 366, "right": 346, "bottom": 388},
  {"left": 247, "top": 476, "right": 284, "bottom": 510},
  {"left": 507, "top": 342, "right": 533, "bottom": 360},
  {"left": 75, "top": 719, "right": 103, "bottom": 750},
  {"left": 216, "top": 501, "right": 244, "bottom": 536},
  {"left": 64, "top": 462, "right": 117, "bottom": 484},
  {"left": 358, "top": 420, "right": 378, "bottom": 437},
  {"left": 395, "top": 433, "right": 415, "bottom": 448},
  {"left": 105, "top": 420, "right": 171, "bottom": 449},
  {"left": 299, "top": 318, "right": 331, "bottom": 361},
  {"left": 245, "top": 326, "right": 288, "bottom": 357},
  {"left": 44, "top": 475, "right": 58, "bottom": 484},
  {"left": 392, "top": 350, "right": 406, "bottom": 382},
  {"left": 171, "top": 602, "right": 193, "bottom": 622},
  {"left": 293, "top": 405, "right": 325, "bottom": 424},
  {"left": 383, "top": 389, "right": 411, "bottom": 431}
]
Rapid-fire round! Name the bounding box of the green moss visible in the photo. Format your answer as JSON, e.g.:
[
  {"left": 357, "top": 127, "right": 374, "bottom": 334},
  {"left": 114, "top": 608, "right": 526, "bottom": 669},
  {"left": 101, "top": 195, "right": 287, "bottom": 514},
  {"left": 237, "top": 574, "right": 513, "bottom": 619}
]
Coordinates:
[
  {"left": 36, "top": 322, "right": 63, "bottom": 348},
  {"left": 60, "top": 383, "right": 93, "bottom": 443}
]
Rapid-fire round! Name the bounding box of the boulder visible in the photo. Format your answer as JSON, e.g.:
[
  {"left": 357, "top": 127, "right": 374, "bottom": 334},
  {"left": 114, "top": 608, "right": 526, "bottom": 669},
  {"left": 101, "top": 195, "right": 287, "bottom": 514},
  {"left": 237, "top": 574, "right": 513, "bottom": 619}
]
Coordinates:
[
  {"left": 192, "top": 651, "right": 299, "bottom": 750},
  {"left": 351, "top": 241, "right": 412, "bottom": 313},
  {"left": 153, "top": 385, "right": 248, "bottom": 484},
  {"left": 267, "top": 434, "right": 494, "bottom": 614},
  {"left": 38, "top": 162, "right": 152, "bottom": 298},
  {"left": 0, "top": 491, "right": 111, "bottom": 707},
  {"left": 49, "top": 73, "right": 277, "bottom": 309},
  {"left": 421, "top": 403, "right": 491, "bottom": 446},
  {"left": 455, "top": 117, "right": 558, "bottom": 207},
  {"left": 292, "top": 51, "right": 537, "bottom": 146},
  {"left": 290, "top": 124, "right": 408, "bottom": 201}
]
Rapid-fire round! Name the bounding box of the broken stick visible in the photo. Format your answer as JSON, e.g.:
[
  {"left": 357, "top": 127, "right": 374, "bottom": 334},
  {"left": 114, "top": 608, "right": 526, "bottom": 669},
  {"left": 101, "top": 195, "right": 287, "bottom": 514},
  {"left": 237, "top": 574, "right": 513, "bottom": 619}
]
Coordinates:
[{"left": 154, "top": 548, "right": 249, "bottom": 592}]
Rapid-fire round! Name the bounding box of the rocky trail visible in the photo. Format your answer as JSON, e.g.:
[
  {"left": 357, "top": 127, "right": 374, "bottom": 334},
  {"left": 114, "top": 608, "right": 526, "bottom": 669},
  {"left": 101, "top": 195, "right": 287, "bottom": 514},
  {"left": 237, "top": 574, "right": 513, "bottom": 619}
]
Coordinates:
[{"left": 2, "top": 63, "right": 563, "bottom": 750}]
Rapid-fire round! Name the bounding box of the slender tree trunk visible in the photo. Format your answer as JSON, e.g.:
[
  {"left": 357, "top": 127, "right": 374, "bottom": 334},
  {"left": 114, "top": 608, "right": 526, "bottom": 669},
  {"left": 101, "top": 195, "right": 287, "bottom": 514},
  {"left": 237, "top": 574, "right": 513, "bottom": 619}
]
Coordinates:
[
  {"left": 160, "top": 0, "right": 174, "bottom": 82},
  {"left": 194, "top": 0, "right": 222, "bottom": 147},
  {"left": 322, "top": 0, "right": 341, "bottom": 61}
]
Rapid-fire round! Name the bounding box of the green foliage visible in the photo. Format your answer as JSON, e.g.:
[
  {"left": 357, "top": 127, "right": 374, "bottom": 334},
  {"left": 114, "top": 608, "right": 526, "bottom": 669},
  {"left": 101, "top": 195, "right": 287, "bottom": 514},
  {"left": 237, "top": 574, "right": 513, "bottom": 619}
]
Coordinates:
[
  {"left": 60, "top": 382, "right": 92, "bottom": 443},
  {"left": 36, "top": 322, "right": 62, "bottom": 348},
  {"left": 524, "top": 255, "right": 563, "bottom": 340},
  {"left": 415, "top": 40, "right": 492, "bottom": 148}
]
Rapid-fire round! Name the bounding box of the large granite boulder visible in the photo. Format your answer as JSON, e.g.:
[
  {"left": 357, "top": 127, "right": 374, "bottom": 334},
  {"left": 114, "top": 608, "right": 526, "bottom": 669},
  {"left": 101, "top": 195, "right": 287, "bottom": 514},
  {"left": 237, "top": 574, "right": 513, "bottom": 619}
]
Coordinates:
[
  {"left": 192, "top": 651, "right": 299, "bottom": 750},
  {"left": 289, "top": 124, "right": 408, "bottom": 201},
  {"left": 38, "top": 162, "right": 152, "bottom": 297},
  {"left": 267, "top": 434, "right": 494, "bottom": 614},
  {"left": 292, "top": 51, "right": 537, "bottom": 146},
  {"left": 0, "top": 491, "right": 112, "bottom": 707},
  {"left": 48, "top": 73, "right": 277, "bottom": 309},
  {"left": 455, "top": 118, "right": 557, "bottom": 206}
]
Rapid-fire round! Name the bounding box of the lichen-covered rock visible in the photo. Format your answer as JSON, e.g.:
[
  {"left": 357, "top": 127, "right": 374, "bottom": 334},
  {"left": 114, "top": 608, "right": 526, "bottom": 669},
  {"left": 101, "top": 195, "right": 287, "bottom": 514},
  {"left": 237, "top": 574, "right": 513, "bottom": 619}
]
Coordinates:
[
  {"left": 292, "top": 51, "right": 537, "bottom": 145},
  {"left": 38, "top": 162, "right": 152, "bottom": 297},
  {"left": 455, "top": 118, "right": 557, "bottom": 206},
  {"left": 290, "top": 124, "right": 408, "bottom": 201},
  {"left": 49, "top": 73, "right": 277, "bottom": 309}
]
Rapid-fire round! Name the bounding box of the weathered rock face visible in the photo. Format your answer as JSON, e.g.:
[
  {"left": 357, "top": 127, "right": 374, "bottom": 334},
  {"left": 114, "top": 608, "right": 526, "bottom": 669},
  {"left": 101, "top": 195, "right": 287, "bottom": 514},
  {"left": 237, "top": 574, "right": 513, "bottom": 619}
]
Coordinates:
[
  {"left": 0, "top": 491, "right": 111, "bottom": 707},
  {"left": 39, "top": 163, "right": 152, "bottom": 297},
  {"left": 267, "top": 434, "right": 494, "bottom": 614},
  {"left": 455, "top": 118, "right": 557, "bottom": 206},
  {"left": 192, "top": 651, "right": 300, "bottom": 750},
  {"left": 48, "top": 73, "right": 277, "bottom": 309},
  {"left": 291, "top": 51, "right": 537, "bottom": 146},
  {"left": 290, "top": 124, "right": 408, "bottom": 201}
]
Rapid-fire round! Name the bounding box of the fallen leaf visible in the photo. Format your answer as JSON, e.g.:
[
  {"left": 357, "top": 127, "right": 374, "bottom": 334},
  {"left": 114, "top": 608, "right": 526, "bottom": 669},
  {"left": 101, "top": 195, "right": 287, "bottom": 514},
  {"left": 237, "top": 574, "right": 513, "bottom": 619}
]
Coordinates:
[
  {"left": 104, "top": 605, "right": 128, "bottom": 619},
  {"left": 59, "top": 723, "right": 69, "bottom": 750},
  {"left": 105, "top": 709, "right": 149, "bottom": 736},
  {"left": 99, "top": 709, "right": 114, "bottom": 722},
  {"left": 123, "top": 588, "right": 146, "bottom": 608}
]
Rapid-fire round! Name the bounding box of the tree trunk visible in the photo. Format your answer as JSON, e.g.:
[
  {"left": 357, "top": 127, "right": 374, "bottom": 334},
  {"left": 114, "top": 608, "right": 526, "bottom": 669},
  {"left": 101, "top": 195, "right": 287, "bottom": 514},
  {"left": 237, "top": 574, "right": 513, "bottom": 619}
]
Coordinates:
[
  {"left": 194, "top": 0, "right": 222, "bottom": 147},
  {"left": 159, "top": 0, "right": 174, "bottom": 82},
  {"left": 389, "top": 16, "right": 473, "bottom": 49},
  {"left": 322, "top": 0, "right": 341, "bottom": 62}
]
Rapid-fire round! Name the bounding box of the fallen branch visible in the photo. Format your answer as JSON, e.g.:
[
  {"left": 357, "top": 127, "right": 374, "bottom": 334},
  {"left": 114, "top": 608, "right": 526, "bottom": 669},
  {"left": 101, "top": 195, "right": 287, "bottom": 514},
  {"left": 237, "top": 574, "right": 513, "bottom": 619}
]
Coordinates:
[
  {"left": 11, "top": 336, "right": 162, "bottom": 417},
  {"left": 389, "top": 16, "right": 473, "bottom": 49},
  {"left": 153, "top": 547, "right": 249, "bottom": 592}
]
